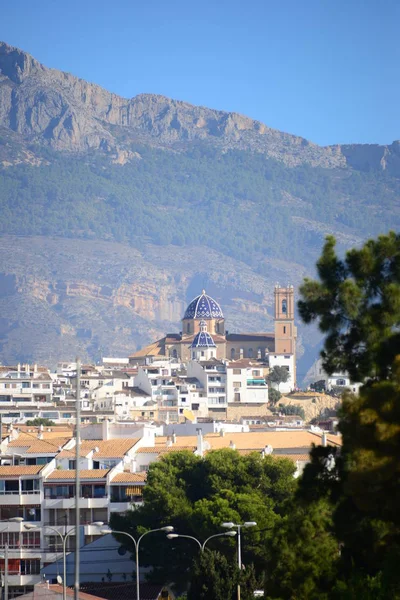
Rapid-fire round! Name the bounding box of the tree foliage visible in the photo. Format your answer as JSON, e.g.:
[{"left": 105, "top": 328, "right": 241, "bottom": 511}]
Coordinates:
[
  {"left": 283, "top": 231, "right": 400, "bottom": 599},
  {"left": 110, "top": 449, "right": 296, "bottom": 594},
  {"left": 25, "top": 417, "right": 56, "bottom": 426},
  {"left": 267, "top": 366, "right": 289, "bottom": 391},
  {"left": 298, "top": 231, "right": 400, "bottom": 382},
  {"left": 268, "top": 388, "right": 281, "bottom": 405}
]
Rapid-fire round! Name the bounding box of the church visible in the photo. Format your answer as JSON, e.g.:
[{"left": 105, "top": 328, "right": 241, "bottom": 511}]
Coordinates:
[{"left": 130, "top": 285, "right": 297, "bottom": 381}]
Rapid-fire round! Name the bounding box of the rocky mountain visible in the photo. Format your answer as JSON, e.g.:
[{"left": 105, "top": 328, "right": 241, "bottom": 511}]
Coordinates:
[
  {"left": 2, "top": 41, "right": 400, "bottom": 173},
  {"left": 0, "top": 41, "right": 399, "bottom": 378}
]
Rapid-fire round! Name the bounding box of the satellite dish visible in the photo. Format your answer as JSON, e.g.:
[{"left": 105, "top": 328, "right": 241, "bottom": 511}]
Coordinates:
[{"left": 57, "top": 576, "right": 63, "bottom": 585}]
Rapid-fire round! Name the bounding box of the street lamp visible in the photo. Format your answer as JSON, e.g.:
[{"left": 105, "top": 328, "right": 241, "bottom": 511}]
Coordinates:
[
  {"left": 166, "top": 530, "right": 237, "bottom": 552},
  {"left": 25, "top": 521, "right": 104, "bottom": 600},
  {"left": 99, "top": 526, "right": 173, "bottom": 600},
  {"left": 0, "top": 517, "right": 25, "bottom": 600},
  {"left": 221, "top": 521, "right": 257, "bottom": 600}
]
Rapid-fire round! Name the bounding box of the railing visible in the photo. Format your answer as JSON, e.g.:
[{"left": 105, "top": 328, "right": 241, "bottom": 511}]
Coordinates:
[
  {"left": 0, "top": 490, "right": 40, "bottom": 495},
  {"left": 0, "top": 544, "right": 40, "bottom": 550}
]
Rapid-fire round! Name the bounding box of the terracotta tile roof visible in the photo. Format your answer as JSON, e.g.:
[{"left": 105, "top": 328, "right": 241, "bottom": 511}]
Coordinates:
[
  {"left": 274, "top": 454, "right": 310, "bottom": 462},
  {"left": 46, "top": 469, "right": 110, "bottom": 480},
  {"left": 8, "top": 437, "right": 66, "bottom": 454},
  {"left": 53, "top": 439, "right": 139, "bottom": 460},
  {"left": 111, "top": 472, "right": 147, "bottom": 483},
  {"left": 154, "top": 430, "right": 341, "bottom": 451},
  {"left": 56, "top": 449, "right": 76, "bottom": 459},
  {"left": 84, "top": 439, "right": 138, "bottom": 458},
  {"left": 0, "top": 465, "right": 44, "bottom": 476},
  {"left": 129, "top": 339, "right": 167, "bottom": 359},
  {"left": 136, "top": 446, "right": 196, "bottom": 454}
]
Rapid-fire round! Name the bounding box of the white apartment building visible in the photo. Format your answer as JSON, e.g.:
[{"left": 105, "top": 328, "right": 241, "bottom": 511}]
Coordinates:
[{"left": 226, "top": 360, "right": 269, "bottom": 404}]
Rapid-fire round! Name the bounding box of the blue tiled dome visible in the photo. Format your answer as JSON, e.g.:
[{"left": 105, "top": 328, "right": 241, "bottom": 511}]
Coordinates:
[
  {"left": 184, "top": 290, "right": 224, "bottom": 320},
  {"left": 190, "top": 321, "right": 217, "bottom": 348}
]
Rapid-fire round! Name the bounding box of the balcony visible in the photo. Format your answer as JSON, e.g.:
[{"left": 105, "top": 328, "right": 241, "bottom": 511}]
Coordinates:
[
  {"left": 43, "top": 496, "right": 108, "bottom": 509},
  {"left": 0, "top": 491, "right": 41, "bottom": 505},
  {"left": 6, "top": 573, "right": 42, "bottom": 586}
]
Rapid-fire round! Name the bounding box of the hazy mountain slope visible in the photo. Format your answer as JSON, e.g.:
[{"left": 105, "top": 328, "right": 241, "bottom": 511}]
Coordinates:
[{"left": 0, "top": 41, "right": 399, "bottom": 374}]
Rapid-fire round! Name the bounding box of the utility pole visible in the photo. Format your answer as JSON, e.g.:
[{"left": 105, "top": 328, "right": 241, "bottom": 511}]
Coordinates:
[
  {"left": 74, "top": 358, "right": 81, "bottom": 600},
  {"left": 4, "top": 544, "right": 8, "bottom": 600},
  {"left": 237, "top": 526, "right": 241, "bottom": 600}
]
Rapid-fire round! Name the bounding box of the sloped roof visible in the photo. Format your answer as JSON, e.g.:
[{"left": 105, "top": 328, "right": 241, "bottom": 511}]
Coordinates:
[
  {"left": 129, "top": 339, "right": 167, "bottom": 359},
  {"left": 111, "top": 472, "right": 147, "bottom": 483},
  {"left": 0, "top": 465, "right": 44, "bottom": 476},
  {"left": 46, "top": 469, "right": 110, "bottom": 480},
  {"left": 136, "top": 446, "right": 196, "bottom": 454},
  {"left": 154, "top": 430, "right": 341, "bottom": 451}
]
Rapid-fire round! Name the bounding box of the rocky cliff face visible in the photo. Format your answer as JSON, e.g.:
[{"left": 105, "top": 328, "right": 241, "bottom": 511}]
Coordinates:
[
  {"left": 0, "top": 236, "right": 311, "bottom": 366},
  {"left": 2, "top": 41, "right": 397, "bottom": 172}
]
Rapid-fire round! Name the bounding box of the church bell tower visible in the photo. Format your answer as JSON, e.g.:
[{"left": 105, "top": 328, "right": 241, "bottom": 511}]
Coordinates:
[{"left": 274, "top": 285, "right": 297, "bottom": 379}]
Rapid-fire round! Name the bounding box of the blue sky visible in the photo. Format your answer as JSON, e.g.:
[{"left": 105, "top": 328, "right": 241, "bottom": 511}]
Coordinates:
[{"left": 1, "top": 0, "right": 399, "bottom": 146}]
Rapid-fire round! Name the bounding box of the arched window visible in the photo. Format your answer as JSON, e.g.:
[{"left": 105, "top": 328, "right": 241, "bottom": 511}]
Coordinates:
[
  {"left": 172, "top": 349, "right": 177, "bottom": 359},
  {"left": 257, "top": 348, "right": 262, "bottom": 359},
  {"left": 248, "top": 348, "right": 253, "bottom": 358},
  {"left": 187, "top": 323, "right": 190, "bottom": 333},
  {"left": 192, "top": 352, "right": 195, "bottom": 359},
  {"left": 282, "top": 299, "right": 287, "bottom": 314},
  {"left": 231, "top": 348, "right": 235, "bottom": 359}
]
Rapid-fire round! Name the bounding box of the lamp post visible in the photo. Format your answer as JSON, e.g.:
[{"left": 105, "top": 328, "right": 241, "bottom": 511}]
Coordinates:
[
  {"left": 166, "top": 531, "right": 237, "bottom": 552},
  {"left": 99, "top": 526, "right": 173, "bottom": 600},
  {"left": 25, "top": 521, "right": 104, "bottom": 600},
  {"left": 221, "top": 521, "right": 257, "bottom": 600},
  {"left": 0, "top": 517, "right": 24, "bottom": 600}
]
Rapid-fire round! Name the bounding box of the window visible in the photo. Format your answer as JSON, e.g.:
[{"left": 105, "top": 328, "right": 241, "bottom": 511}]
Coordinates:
[
  {"left": 201, "top": 351, "right": 204, "bottom": 357},
  {"left": 22, "top": 382, "right": 30, "bottom": 389},
  {"left": 230, "top": 348, "right": 235, "bottom": 359},
  {"left": 187, "top": 323, "right": 190, "bottom": 333},
  {"left": 22, "top": 531, "right": 40, "bottom": 548},
  {"left": 282, "top": 299, "right": 287, "bottom": 313},
  {"left": 233, "top": 382, "right": 241, "bottom": 388},
  {"left": 248, "top": 348, "right": 253, "bottom": 358},
  {"left": 233, "top": 369, "right": 241, "bottom": 375},
  {"left": 252, "top": 370, "right": 260, "bottom": 376},
  {"left": 69, "top": 460, "right": 76, "bottom": 469},
  {"left": 283, "top": 326, "right": 286, "bottom": 334},
  {"left": 20, "top": 559, "right": 40, "bottom": 575}
]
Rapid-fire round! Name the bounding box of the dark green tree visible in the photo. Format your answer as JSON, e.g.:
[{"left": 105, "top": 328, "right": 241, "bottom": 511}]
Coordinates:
[
  {"left": 295, "top": 232, "right": 400, "bottom": 597},
  {"left": 26, "top": 418, "right": 56, "bottom": 426},
  {"left": 265, "top": 497, "right": 339, "bottom": 600},
  {"left": 110, "top": 449, "right": 296, "bottom": 594},
  {"left": 298, "top": 231, "right": 400, "bottom": 383},
  {"left": 268, "top": 388, "right": 281, "bottom": 405},
  {"left": 267, "top": 366, "right": 289, "bottom": 392},
  {"left": 187, "top": 550, "right": 238, "bottom": 600}
]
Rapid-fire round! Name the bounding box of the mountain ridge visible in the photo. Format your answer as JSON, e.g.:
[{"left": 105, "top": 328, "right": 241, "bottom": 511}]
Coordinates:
[
  {"left": 0, "top": 41, "right": 400, "bottom": 373},
  {"left": 2, "top": 40, "right": 399, "bottom": 173}
]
